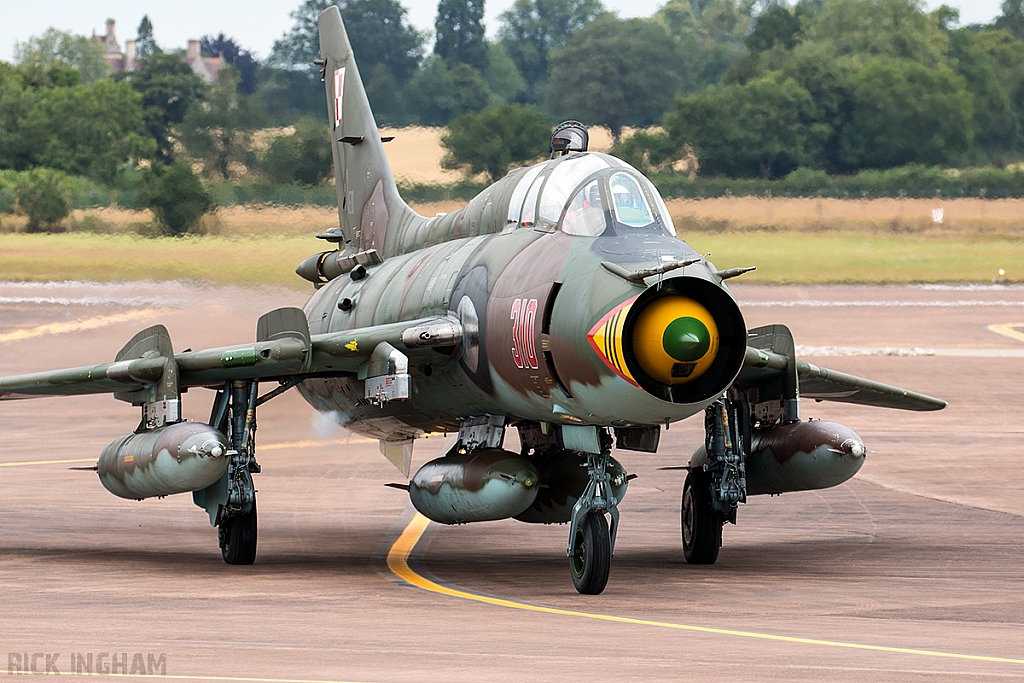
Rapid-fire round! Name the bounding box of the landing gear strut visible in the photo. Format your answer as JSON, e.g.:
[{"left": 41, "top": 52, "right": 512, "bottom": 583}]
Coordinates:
[
  {"left": 567, "top": 446, "right": 620, "bottom": 594},
  {"left": 208, "top": 379, "right": 261, "bottom": 565},
  {"left": 683, "top": 397, "right": 747, "bottom": 565}
]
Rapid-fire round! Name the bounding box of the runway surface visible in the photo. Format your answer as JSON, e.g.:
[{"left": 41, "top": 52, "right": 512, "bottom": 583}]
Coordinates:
[{"left": 0, "top": 280, "right": 1022, "bottom": 682}]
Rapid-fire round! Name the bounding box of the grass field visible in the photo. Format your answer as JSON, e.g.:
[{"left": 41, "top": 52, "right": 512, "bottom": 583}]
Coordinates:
[
  {"left": 668, "top": 196, "right": 1024, "bottom": 235},
  {"left": 3, "top": 124, "right": 1018, "bottom": 285},
  {"left": 1, "top": 225, "right": 1018, "bottom": 288},
  {"left": 0, "top": 233, "right": 318, "bottom": 288}
]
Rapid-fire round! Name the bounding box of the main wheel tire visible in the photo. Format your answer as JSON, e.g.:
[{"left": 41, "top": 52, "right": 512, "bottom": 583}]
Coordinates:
[
  {"left": 570, "top": 510, "right": 611, "bottom": 594},
  {"left": 681, "top": 469, "right": 723, "bottom": 565},
  {"left": 220, "top": 503, "right": 258, "bottom": 565}
]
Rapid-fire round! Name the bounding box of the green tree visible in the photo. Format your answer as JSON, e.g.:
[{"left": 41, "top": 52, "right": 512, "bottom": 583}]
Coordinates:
[
  {"left": 441, "top": 104, "right": 550, "bottom": 181},
  {"left": 364, "top": 63, "right": 407, "bottom": 124},
  {"left": 971, "top": 29, "right": 1024, "bottom": 97},
  {"left": 116, "top": 53, "right": 205, "bottom": 163},
  {"left": 15, "top": 168, "right": 70, "bottom": 232},
  {"left": 546, "top": 16, "right": 685, "bottom": 142},
  {"left": 141, "top": 161, "right": 214, "bottom": 236},
  {"left": 667, "top": 75, "right": 827, "bottom": 178},
  {"left": 799, "top": 0, "right": 949, "bottom": 69},
  {"left": 995, "top": 0, "right": 1024, "bottom": 40},
  {"left": 178, "top": 67, "right": 266, "bottom": 179},
  {"left": 405, "top": 56, "right": 493, "bottom": 126},
  {"left": 13, "top": 28, "right": 110, "bottom": 84},
  {"left": 948, "top": 29, "right": 1018, "bottom": 155},
  {"left": 838, "top": 57, "right": 973, "bottom": 169},
  {"left": 261, "top": 117, "right": 334, "bottom": 185},
  {"left": 256, "top": 67, "right": 326, "bottom": 125},
  {"left": 484, "top": 42, "right": 528, "bottom": 103},
  {"left": 271, "top": 0, "right": 423, "bottom": 82},
  {"left": 745, "top": 4, "right": 802, "bottom": 53},
  {"left": 499, "top": 0, "right": 604, "bottom": 96},
  {"left": 655, "top": 0, "right": 750, "bottom": 91},
  {"left": 435, "top": 0, "right": 488, "bottom": 70},
  {"left": 19, "top": 79, "right": 154, "bottom": 181},
  {"left": 970, "top": 29, "right": 1024, "bottom": 148},
  {"left": 0, "top": 63, "right": 35, "bottom": 171},
  {"left": 777, "top": 44, "right": 855, "bottom": 172},
  {"left": 201, "top": 34, "right": 260, "bottom": 94},
  {"left": 611, "top": 129, "right": 680, "bottom": 174},
  {"left": 695, "top": 0, "right": 754, "bottom": 44},
  {"left": 135, "top": 15, "right": 161, "bottom": 59}
]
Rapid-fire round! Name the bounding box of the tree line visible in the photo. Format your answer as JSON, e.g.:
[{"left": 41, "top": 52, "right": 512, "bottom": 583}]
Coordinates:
[{"left": 6, "top": 0, "right": 1024, "bottom": 234}]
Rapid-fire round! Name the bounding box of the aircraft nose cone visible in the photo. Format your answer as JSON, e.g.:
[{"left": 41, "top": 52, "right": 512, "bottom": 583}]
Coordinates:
[
  {"left": 662, "top": 317, "right": 711, "bottom": 362},
  {"left": 517, "top": 470, "right": 538, "bottom": 488},
  {"left": 841, "top": 437, "right": 866, "bottom": 459},
  {"left": 630, "top": 296, "right": 720, "bottom": 386}
]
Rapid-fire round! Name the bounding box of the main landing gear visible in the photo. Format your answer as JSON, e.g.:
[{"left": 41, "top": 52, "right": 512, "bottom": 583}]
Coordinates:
[
  {"left": 199, "top": 379, "right": 263, "bottom": 565},
  {"left": 567, "top": 448, "right": 621, "bottom": 594},
  {"left": 682, "top": 397, "right": 747, "bottom": 565},
  {"left": 681, "top": 468, "right": 722, "bottom": 564},
  {"left": 220, "top": 502, "right": 258, "bottom": 565}
]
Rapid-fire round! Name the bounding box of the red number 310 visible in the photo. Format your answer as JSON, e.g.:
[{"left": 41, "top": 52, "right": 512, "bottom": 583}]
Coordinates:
[{"left": 510, "top": 298, "right": 539, "bottom": 370}]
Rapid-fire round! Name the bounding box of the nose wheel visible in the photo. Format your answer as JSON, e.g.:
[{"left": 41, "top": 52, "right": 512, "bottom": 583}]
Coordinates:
[
  {"left": 570, "top": 510, "right": 611, "bottom": 594},
  {"left": 567, "top": 448, "right": 620, "bottom": 594}
]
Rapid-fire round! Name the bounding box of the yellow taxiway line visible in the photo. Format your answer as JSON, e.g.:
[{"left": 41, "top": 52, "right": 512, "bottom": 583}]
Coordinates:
[
  {"left": 387, "top": 511, "right": 1024, "bottom": 666},
  {"left": 988, "top": 322, "right": 1024, "bottom": 344}
]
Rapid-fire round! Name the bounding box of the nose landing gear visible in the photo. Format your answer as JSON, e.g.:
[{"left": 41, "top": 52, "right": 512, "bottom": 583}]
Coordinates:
[{"left": 567, "top": 448, "right": 621, "bottom": 594}]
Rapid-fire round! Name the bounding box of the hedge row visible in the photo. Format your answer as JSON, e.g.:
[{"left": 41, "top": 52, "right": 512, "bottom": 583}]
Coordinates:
[
  {"left": 0, "top": 171, "right": 489, "bottom": 213},
  {"left": 5, "top": 165, "right": 1024, "bottom": 215},
  {"left": 650, "top": 165, "right": 1024, "bottom": 199}
]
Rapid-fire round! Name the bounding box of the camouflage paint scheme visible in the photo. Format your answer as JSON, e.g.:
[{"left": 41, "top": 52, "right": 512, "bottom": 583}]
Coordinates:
[
  {"left": 409, "top": 449, "right": 539, "bottom": 524},
  {"left": 97, "top": 422, "right": 228, "bottom": 500},
  {"left": 0, "top": 7, "right": 945, "bottom": 554},
  {"left": 297, "top": 160, "right": 740, "bottom": 440}
]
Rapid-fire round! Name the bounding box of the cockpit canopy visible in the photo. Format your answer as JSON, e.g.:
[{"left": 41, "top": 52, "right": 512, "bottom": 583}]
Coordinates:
[{"left": 505, "top": 153, "right": 675, "bottom": 238}]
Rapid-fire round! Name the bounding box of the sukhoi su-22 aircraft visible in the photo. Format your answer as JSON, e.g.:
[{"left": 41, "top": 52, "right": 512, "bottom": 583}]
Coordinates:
[{"left": 0, "top": 7, "right": 945, "bottom": 594}]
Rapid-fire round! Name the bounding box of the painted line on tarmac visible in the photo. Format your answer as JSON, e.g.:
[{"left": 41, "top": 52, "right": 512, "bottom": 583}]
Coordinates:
[
  {"left": 0, "top": 295, "right": 180, "bottom": 307},
  {"left": 0, "top": 309, "right": 161, "bottom": 343},
  {"left": 988, "top": 322, "right": 1024, "bottom": 343},
  {"left": 387, "top": 512, "right": 1024, "bottom": 666}
]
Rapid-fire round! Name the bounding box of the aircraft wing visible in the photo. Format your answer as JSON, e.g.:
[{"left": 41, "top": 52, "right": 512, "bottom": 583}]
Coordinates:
[
  {"left": 739, "top": 346, "right": 946, "bottom": 412},
  {"left": 0, "top": 307, "right": 461, "bottom": 400}
]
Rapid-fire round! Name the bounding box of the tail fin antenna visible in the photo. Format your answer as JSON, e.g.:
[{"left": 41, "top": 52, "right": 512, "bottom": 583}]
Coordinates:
[{"left": 318, "top": 6, "right": 420, "bottom": 254}]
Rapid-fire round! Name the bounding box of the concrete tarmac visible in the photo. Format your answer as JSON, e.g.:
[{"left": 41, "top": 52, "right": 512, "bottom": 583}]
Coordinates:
[{"left": 0, "top": 280, "right": 1022, "bottom": 682}]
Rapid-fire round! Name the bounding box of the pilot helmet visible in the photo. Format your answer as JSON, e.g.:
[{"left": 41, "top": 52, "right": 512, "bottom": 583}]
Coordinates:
[{"left": 550, "top": 121, "right": 589, "bottom": 157}]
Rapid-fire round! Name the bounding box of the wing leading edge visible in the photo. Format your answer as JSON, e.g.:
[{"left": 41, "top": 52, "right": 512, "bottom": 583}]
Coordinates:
[
  {"left": 0, "top": 308, "right": 462, "bottom": 401},
  {"left": 739, "top": 345, "right": 946, "bottom": 412}
]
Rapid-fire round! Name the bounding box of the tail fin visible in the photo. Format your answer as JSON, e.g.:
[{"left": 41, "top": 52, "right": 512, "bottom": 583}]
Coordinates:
[{"left": 318, "top": 6, "right": 421, "bottom": 255}]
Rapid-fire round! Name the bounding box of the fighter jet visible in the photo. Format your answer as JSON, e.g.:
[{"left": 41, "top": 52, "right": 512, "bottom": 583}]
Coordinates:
[{"left": 0, "top": 7, "right": 944, "bottom": 594}]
